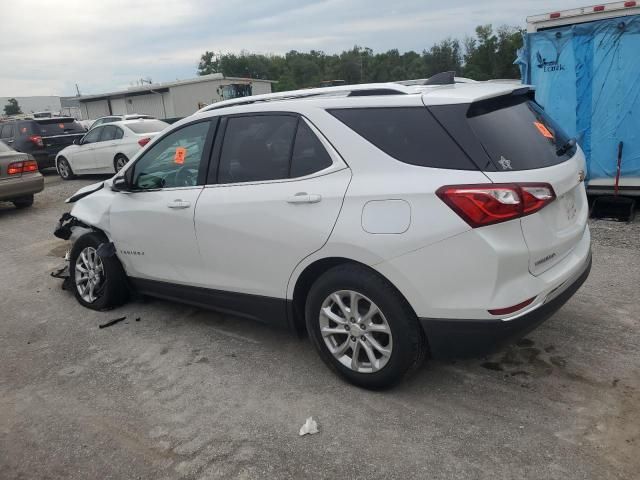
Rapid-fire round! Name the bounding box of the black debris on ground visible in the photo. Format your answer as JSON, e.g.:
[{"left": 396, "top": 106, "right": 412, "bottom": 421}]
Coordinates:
[{"left": 98, "top": 317, "right": 127, "bottom": 329}]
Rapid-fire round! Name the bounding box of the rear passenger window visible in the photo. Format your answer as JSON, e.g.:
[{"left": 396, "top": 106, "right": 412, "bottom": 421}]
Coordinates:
[
  {"left": 100, "top": 125, "right": 118, "bottom": 141},
  {"left": 218, "top": 115, "right": 297, "bottom": 184},
  {"left": 290, "top": 121, "right": 332, "bottom": 177},
  {"left": 328, "top": 107, "right": 476, "bottom": 170}
]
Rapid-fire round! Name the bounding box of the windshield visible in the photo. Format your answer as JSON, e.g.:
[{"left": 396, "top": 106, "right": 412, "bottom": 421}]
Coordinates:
[{"left": 125, "top": 120, "right": 169, "bottom": 134}]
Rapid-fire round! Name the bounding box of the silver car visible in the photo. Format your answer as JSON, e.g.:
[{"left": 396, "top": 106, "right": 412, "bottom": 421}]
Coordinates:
[{"left": 0, "top": 141, "right": 44, "bottom": 208}]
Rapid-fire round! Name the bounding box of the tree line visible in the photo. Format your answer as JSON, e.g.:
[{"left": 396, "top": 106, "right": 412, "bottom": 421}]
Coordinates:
[{"left": 197, "top": 25, "right": 523, "bottom": 91}]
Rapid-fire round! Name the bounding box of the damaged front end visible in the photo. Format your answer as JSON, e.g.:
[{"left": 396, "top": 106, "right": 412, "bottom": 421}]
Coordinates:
[{"left": 54, "top": 212, "right": 90, "bottom": 240}]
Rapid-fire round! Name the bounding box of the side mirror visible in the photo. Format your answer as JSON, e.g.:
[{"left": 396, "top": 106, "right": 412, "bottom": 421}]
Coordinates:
[
  {"left": 73, "top": 138, "right": 80, "bottom": 145},
  {"left": 112, "top": 168, "right": 135, "bottom": 192}
]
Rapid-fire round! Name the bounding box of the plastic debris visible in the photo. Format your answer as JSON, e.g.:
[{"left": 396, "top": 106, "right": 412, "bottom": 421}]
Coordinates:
[
  {"left": 299, "top": 417, "right": 319, "bottom": 436},
  {"left": 98, "top": 316, "right": 126, "bottom": 329}
]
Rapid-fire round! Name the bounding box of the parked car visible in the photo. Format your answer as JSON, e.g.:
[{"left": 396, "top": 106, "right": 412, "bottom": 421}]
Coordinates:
[
  {"left": 55, "top": 80, "right": 591, "bottom": 388},
  {"left": 0, "top": 141, "right": 44, "bottom": 209},
  {"left": 0, "top": 117, "right": 86, "bottom": 169},
  {"left": 88, "top": 114, "right": 156, "bottom": 130},
  {"left": 55, "top": 119, "right": 169, "bottom": 179}
]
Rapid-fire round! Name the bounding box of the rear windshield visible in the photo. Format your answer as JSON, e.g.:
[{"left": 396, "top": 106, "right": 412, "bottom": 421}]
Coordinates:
[
  {"left": 328, "top": 107, "right": 476, "bottom": 170},
  {"left": 33, "top": 118, "right": 86, "bottom": 136},
  {"left": 125, "top": 120, "right": 169, "bottom": 134},
  {"left": 429, "top": 95, "right": 576, "bottom": 171}
]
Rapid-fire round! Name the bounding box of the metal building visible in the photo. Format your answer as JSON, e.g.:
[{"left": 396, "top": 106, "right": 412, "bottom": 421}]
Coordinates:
[{"left": 77, "top": 74, "right": 275, "bottom": 121}]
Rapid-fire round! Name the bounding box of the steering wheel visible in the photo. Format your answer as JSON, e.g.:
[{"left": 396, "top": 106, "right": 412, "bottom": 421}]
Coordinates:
[{"left": 174, "top": 165, "right": 198, "bottom": 187}]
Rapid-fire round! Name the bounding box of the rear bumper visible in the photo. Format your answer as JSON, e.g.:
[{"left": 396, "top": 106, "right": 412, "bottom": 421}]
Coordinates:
[
  {"left": 0, "top": 173, "right": 44, "bottom": 201},
  {"left": 32, "top": 152, "right": 57, "bottom": 169},
  {"left": 420, "top": 251, "right": 592, "bottom": 359}
]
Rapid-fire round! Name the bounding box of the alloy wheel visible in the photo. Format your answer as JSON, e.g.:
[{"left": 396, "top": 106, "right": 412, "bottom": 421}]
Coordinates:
[
  {"left": 115, "top": 156, "right": 127, "bottom": 171},
  {"left": 58, "top": 160, "right": 70, "bottom": 178},
  {"left": 319, "top": 290, "right": 393, "bottom": 373},
  {"left": 74, "top": 247, "right": 105, "bottom": 303}
]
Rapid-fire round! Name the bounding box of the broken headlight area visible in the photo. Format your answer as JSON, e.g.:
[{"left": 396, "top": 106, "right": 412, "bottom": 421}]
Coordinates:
[{"left": 53, "top": 212, "right": 90, "bottom": 240}]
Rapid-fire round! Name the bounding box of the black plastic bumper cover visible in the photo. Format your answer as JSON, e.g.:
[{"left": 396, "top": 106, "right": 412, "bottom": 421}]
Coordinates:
[{"left": 420, "top": 253, "right": 592, "bottom": 359}]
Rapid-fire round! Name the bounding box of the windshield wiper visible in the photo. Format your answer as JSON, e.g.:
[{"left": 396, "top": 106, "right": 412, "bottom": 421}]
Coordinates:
[{"left": 556, "top": 138, "right": 576, "bottom": 156}]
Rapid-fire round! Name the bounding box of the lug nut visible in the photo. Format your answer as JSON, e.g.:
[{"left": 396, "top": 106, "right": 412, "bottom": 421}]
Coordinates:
[
  {"left": 351, "top": 336, "right": 356, "bottom": 342},
  {"left": 345, "top": 325, "right": 350, "bottom": 331}
]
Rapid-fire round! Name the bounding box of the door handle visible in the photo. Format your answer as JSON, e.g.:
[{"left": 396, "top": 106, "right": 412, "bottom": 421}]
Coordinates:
[
  {"left": 286, "top": 192, "right": 322, "bottom": 204},
  {"left": 6, "top": 139, "right": 13, "bottom": 144},
  {"left": 167, "top": 199, "right": 191, "bottom": 209}
]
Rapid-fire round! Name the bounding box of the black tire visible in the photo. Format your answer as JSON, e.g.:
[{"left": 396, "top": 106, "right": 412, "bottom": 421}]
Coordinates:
[
  {"left": 13, "top": 195, "right": 34, "bottom": 209},
  {"left": 69, "top": 232, "right": 129, "bottom": 311},
  {"left": 114, "top": 154, "right": 128, "bottom": 173},
  {"left": 57, "top": 157, "right": 75, "bottom": 180},
  {"left": 305, "top": 264, "right": 426, "bottom": 389}
]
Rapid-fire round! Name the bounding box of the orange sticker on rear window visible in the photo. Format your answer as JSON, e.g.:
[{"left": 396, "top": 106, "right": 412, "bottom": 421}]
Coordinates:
[
  {"left": 533, "top": 121, "right": 554, "bottom": 139},
  {"left": 174, "top": 146, "right": 186, "bottom": 164}
]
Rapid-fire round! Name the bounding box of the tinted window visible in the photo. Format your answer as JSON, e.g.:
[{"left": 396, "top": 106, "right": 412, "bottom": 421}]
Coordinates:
[
  {"left": 0, "top": 124, "right": 12, "bottom": 138},
  {"left": 114, "top": 127, "right": 124, "bottom": 139},
  {"left": 465, "top": 96, "right": 576, "bottom": 170},
  {"left": 132, "top": 121, "right": 210, "bottom": 190},
  {"left": 328, "top": 107, "right": 475, "bottom": 170},
  {"left": 125, "top": 120, "right": 169, "bottom": 134},
  {"left": 35, "top": 118, "right": 85, "bottom": 136},
  {"left": 290, "top": 121, "right": 332, "bottom": 177},
  {"left": 218, "top": 115, "right": 297, "bottom": 184},
  {"left": 100, "top": 125, "right": 118, "bottom": 141},
  {"left": 82, "top": 127, "right": 102, "bottom": 144}
]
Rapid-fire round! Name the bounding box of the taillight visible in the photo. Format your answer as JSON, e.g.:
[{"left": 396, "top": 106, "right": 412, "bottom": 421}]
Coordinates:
[
  {"left": 488, "top": 296, "right": 536, "bottom": 316},
  {"left": 436, "top": 183, "right": 556, "bottom": 228},
  {"left": 28, "top": 135, "right": 44, "bottom": 147},
  {"left": 7, "top": 160, "right": 39, "bottom": 175},
  {"left": 138, "top": 137, "right": 151, "bottom": 147},
  {"left": 549, "top": 12, "right": 561, "bottom": 18},
  {"left": 625, "top": 1, "right": 637, "bottom": 7},
  {"left": 593, "top": 5, "right": 605, "bottom": 11}
]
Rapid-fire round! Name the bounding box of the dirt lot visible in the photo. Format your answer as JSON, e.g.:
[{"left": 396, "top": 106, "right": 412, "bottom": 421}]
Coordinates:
[{"left": 1, "top": 172, "right": 639, "bottom": 480}]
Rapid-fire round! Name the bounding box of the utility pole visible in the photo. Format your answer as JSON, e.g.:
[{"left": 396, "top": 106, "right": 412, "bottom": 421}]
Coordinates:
[{"left": 75, "top": 83, "right": 81, "bottom": 96}]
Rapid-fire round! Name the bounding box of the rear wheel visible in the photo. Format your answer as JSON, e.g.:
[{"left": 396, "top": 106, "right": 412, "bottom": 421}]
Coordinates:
[
  {"left": 13, "top": 195, "right": 34, "bottom": 209},
  {"left": 305, "top": 264, "right": 426, "bottom": 389},
  {"left": 114, "top": 154, "right": 128, "bottom": 173},
  {"left": 57, "top": 157, "right": 75, "bottom": 180},
  {"left": 70, "top": 232, "right": 129, "bottom": 310}
]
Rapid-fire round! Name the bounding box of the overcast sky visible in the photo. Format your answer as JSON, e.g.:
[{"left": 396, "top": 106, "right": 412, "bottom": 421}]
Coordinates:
[{"left": 2, "top": 0, "right": 588, "bottom": 97}]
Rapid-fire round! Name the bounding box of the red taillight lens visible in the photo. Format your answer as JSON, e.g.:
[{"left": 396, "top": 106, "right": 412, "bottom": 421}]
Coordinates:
[
  {"left": 549, "top": 12, "right": 561, "bottom": 18},
  {"left": 593, "top": 5, "right": 605, "bottom": 11},
  {"left": 6, "top": 160, "right": 38, "bottom": 175},
  {"left": 138, "top": 137, "right": 151, "bottom": 147},
  {"left": 436, "top": 183, "right": 556, "bottom": 228},
  {"left": 625, "top": 1, "right": 636, "bottom": 6},
  {"left": 22, "top": 160, "right": 39, "bottom": 172},
  {"left": 488, "top": 297, "right": 536, "bottom": 316},
  {"left": 28, "top": 135, "right": 44, "bottom": 147}
]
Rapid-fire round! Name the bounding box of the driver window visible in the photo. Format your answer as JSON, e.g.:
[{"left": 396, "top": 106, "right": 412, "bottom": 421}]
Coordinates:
[
  {"left": 83, "top": 127, "right": 102, "bottom": 144},
  {"left": 132, "top": 121, "right": 211, "bottom": 190}
]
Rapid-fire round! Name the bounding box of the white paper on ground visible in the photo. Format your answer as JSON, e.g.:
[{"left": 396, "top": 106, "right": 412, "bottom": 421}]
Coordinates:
[{"left": 299, "top": 417, "right": 319, "bottom": 436}]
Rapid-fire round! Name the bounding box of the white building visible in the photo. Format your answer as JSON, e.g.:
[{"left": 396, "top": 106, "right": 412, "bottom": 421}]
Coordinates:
[{"left": 77, "top": 74, "right": 275, "bottom": 120}]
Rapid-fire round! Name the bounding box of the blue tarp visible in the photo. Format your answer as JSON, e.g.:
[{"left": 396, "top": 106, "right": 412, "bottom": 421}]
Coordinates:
[{"left": 516, "top": 15, "right": 640, "bottom": 181}]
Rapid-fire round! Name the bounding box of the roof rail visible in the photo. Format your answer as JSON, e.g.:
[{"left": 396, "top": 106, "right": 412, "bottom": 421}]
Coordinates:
[{"left": 198, "top": 83, "right": 410, "bottom": 113}]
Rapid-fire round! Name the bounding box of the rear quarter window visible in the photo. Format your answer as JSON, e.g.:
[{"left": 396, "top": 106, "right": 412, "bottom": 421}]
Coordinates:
[{"left": 327, "top": 107, "right": 477, "bottom": 170}]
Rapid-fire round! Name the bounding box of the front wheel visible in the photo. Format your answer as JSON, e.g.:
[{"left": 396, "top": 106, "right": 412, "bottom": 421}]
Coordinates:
[
  {"left": 305, "top": 264, "right": 426, "bottom": 389},
  {"left": 57, "top": 157, "right": 75, "bottom": 180},
  {"left": 69, "top": 232, "right": 129, "bottom": 310}
]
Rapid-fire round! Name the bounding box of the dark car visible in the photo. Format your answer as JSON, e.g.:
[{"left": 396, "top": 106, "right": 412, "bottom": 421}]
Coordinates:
[
  {"left": 0, "top": 117, "right": 86, "bottom": 169},
  {"left": 0, "top": 140, "right": 44, "bottom": 208}
]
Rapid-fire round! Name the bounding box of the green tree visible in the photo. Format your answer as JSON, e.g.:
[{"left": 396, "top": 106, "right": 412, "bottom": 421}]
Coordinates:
[{"left": 3, "top": 98, "right": 22, "bottom": 116}]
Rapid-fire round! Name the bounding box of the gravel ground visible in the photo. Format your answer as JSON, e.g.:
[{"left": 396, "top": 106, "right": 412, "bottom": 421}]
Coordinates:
[{"left": 0, "top": 171, "right": 638, "bottom": 480}]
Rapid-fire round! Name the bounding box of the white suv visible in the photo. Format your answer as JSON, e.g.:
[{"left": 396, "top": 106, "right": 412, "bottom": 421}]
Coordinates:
[{"left": 55, "top": 79, "right": 591, "bottom": 389}]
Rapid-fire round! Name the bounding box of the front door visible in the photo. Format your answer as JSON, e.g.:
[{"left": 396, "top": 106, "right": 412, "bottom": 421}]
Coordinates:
[
  {"left": 72, "top": 127, "right": 101, "bottom": 173},
  {"left": 108, "top": 119, "right": 215, "bottom": 283},
  {"left": 193, "top": 114, "right": 351, "bottom": 300}
]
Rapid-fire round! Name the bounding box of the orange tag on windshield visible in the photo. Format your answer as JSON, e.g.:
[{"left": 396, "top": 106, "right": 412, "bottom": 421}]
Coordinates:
[
  {"left": 533, "top": 121, "right": 554, "bottom": 139},
  {"left": 174, "top": 147, "right": 186, "bottom": 164}
]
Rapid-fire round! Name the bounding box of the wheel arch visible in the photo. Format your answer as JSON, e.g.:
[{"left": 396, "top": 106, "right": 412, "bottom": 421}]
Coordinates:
[{"left": 289, "top": 256, "right": 417, "bottom": 336}]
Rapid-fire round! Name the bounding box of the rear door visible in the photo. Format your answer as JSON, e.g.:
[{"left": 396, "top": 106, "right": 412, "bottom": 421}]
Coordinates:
[
  {"left": 193, "top": 114, "right": 351, "bottom": 299},
  {"left": 71, "top": 126, "right": 102, "bottom": 172},
  {"left": 429, "top": 94, "right": 588, "bottom": 275}
]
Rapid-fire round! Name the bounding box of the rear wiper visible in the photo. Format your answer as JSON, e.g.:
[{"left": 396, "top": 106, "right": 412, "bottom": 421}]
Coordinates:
[{"left": 556, "top": 138, "right": 576, "bottom": 156}]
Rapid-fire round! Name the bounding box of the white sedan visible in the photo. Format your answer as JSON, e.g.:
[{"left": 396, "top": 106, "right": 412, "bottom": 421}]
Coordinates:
[{"left": 55, "top": 119, "right": 169, "bottom": 179}]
